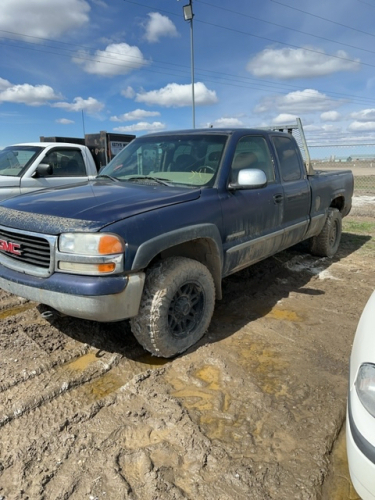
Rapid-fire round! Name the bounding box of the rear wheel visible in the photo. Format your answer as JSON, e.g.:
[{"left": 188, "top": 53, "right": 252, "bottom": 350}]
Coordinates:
[
  {"left": 130, "top": 257, "right": 216, "bottom": 358},
  {"left": 310, "top": 208, "right": 342, "bottom": 257}
]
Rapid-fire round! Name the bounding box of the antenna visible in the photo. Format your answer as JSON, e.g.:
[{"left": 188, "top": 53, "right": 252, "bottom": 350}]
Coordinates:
[
  {"left": 81, "top": 110, "right": 86, "bottom": 137},
  {"left": 81, "top": 109, "right": 90, "bottom": 171}
]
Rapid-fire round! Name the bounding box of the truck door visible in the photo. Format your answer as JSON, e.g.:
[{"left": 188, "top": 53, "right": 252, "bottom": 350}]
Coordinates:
[
  {"left": 271, "top": 135, "right": 311, "bottom": 249},
  {"left": 221, "top": 135, "right": 284, "bottom": 276},
  {"left": 20, "top": 147, "right": 89, "bottom": 194}
]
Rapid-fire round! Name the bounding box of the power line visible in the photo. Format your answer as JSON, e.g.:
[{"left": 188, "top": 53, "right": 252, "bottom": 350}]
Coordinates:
[
  {"left": 1, "top": 7, "right": 372, "bottom": 85},
  {"left": 357, "top": 0, "right": 375, "bottom": 7},
  {"left": 270, "top": 0, "right": 375, "bottom": 38},
  {"left": 196, "top": 0, "right": 375, "bottom": 56},
  {"left": 2, "top": 4, "right": 375, "bottom": 107},
  {"left": 2, "top": 35, "right": 375, "bottom": 107},
  {"left": 196, "top": 18, "right": 365, "bottom": 67},
  {"left": 122, "top": 0, "right": 375, "bottom": 71}
]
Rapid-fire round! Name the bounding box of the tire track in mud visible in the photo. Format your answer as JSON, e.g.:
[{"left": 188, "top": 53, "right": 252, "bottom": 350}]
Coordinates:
[
  {"left": 0, "top": 298, "right": 172, "bottom": 499},
  {"left": 0, "top": 360, "right": 170, "bottom": 499},
  {"left": 0, "top": 349, "right": 121, "bottom": 426}
]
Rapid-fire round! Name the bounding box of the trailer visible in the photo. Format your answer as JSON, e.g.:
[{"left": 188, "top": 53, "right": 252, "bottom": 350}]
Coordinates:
[{"left": 40, "top": 131, "right": 136, "bottom": 170}]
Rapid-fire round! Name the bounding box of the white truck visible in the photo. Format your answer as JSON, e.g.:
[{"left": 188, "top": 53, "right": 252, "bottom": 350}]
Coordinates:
[{"left": 0, "top": 142, "right": 98, "bottom": 202}]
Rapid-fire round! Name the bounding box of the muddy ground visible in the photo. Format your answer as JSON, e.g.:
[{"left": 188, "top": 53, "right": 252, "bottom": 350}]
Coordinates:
[{"left": 0, "top": 197, "right": 374, "bottom": 500}]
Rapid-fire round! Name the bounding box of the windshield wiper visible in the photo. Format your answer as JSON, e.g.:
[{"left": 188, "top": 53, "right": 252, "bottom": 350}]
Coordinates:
[
  {"left": 126, "top": 175, "right": 172, "bottom": 186},
  {"left": 96, "top": 174, "right": 120, "bottom": 182}
]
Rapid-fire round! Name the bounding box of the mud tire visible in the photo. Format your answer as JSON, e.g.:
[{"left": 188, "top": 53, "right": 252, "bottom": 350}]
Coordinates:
[
  {"left": 310, "top": 208, "right": 342, "bottom": 257},
  {"left": 130, "top": 257, "right": 216, "bottom": 358}
]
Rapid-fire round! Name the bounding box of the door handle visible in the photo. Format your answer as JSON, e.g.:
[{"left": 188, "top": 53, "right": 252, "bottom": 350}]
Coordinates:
[{"left": 273, "top": 194, "right": 283, "bottom": 204}]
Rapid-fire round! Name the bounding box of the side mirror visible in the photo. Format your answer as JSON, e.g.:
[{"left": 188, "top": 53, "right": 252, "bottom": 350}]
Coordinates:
[
  {"left": 33, "top": 163, "right": 53, "bottom": 178},
  {"left": 229, "top": 168, "right": 267, "bottom": 190}
]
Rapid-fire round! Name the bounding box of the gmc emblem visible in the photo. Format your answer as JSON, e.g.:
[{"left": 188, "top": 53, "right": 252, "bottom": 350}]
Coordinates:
[{"left": 0, "top": 239, "right": 22, "bottom": 256}]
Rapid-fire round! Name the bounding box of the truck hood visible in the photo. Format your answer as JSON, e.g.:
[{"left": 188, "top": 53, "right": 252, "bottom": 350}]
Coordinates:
[{"left": 0, "top": 179, "right": 202, "bottom": 234}]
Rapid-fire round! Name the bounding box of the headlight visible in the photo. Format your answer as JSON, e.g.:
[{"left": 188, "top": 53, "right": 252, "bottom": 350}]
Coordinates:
[
  {"left": 59, "top": 233, "right": 124, "bottom": 255},
  {"left": 355, "top": 363, "right": 375, "bottom": 417},
  {"left": 57, "top": 233, "right": 125, "bottom": 275}
]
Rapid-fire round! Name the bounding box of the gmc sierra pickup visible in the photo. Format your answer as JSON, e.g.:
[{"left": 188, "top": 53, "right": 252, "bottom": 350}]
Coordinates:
[{"left": 0, "top": 122, "right": 353, "bottom": 357}]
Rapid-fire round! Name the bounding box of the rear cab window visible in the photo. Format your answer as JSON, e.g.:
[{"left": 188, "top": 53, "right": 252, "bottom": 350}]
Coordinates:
[{"left": 272, "top": 136, "right": 304, "bottom": 182}]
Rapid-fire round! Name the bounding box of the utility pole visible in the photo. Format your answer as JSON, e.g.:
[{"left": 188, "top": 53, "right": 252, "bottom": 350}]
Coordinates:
[{"left": 182, "top": 0, "right": 195, "bottom": 128}]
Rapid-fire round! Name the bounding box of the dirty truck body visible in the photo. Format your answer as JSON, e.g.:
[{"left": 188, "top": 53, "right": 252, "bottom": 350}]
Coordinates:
[{"left": 0, "top": 127, "right": 354, "bottom": 357}]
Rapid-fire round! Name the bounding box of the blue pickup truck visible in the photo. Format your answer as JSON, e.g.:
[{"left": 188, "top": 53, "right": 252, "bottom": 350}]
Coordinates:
[{"left": 0, "top": 122, "right": 353, "bottom": 357}]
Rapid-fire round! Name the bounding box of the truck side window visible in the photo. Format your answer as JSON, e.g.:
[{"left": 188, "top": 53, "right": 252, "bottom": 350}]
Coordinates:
[
  {"left": 272, "top": 136, "right": 302, "bottom": 182},
  {"left": 230, "top": 136, "right": 275, "bottom": 183},
  {"left": 43, "top": 149, "right": 86, "bottom": 177}
]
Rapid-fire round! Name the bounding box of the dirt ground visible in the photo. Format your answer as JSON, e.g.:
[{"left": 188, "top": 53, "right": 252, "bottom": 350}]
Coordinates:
[{"left": 0, "top": 196, "right": 374, "bottom": 500}]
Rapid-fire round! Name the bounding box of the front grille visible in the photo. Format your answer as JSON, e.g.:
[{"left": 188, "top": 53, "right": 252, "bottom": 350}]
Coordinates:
[{"left": 0, "top": 227, "right": 53, "bottom": 274}]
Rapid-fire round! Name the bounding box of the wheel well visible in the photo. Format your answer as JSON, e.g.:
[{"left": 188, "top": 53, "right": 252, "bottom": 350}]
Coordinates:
[
  {"left": 330, "top": 196, "right": 345, "bottom": 212},
  {"left": 153, "top": 238, "right": 223, "bottom": 299}
]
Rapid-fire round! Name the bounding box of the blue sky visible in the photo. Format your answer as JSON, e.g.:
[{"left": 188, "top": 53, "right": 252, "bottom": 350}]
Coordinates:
[{"left": 1, "top": 0, "right": 375, "bottom": 148}]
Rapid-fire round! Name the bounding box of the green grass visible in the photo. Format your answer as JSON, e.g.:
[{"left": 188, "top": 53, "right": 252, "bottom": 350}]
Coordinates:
[
  {"left": 343, "top": 219, "right": 375, "bottom": 234},
  {"left": 342, "top": 218, "right": 375, "bottom": 256}
]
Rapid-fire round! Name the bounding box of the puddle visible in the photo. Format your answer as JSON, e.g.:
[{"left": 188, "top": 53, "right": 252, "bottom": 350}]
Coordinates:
[
  {"left": 265, "top": 308, "right": 302, "bottom": 322},
  {"left": 135, "top": 354, "right": 170, "bottom": 368},
  {"left": 0, "top": 303, "right": 35, "bottom": 320},
  {"left": 69, "top": 352, "right": 171, "bottom": 404},
  {"left": 87, "top": 368, "right": 130, "bottom": 399},
  {"left": 321, "top": 426, "right": 360, "bottom": 499},
  {"left": 167, "top": 364, "right": 234, "bottom": 440},
  {"left": 229, "top": 338, "right": 290, "bottom": 396},
  {"left": 65, "top": 352, "right": 99, "bottom": 372},
  {"left": 165, "top": 335, "right": 293, "bottom": 448},
  {"left": 81, "top": 354, "right": 169, "bottom": 401}
]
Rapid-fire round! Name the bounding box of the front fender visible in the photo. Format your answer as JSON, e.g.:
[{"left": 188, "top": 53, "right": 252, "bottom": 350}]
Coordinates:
[{"left": 132, "top": 223, "right": 223, "bottom": 271}]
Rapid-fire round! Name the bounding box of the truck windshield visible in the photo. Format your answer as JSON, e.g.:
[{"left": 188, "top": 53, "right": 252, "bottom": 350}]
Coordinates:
[
  {"left": 99, "top": 134, "right": 228, "bottom": 187},
  {"left": 0, "top": 146, "right": 42, "bottom": 177}
]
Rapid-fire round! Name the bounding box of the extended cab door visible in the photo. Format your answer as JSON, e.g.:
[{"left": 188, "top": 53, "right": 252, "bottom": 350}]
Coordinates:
[
  {"left": 271, "top": 135, "right": 311, "bottom": 249},
  {"left": 20, "top": 147, "right": 89, "bottom": 194},
  {"left": 221, "top": 135, "right": 284, "bottom": 276}
]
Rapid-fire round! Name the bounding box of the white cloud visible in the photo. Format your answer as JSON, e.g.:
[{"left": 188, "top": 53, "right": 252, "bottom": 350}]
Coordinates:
[
  {"left": 303, "top": 124, "right": 322, "bottom": 132},
  {"left": 113, "top": 121, "right": 166, "bottom": 132},
  {"left": 0, "top": 0, "right": 90, "bottom": 40},
  {"left": 121, "top": 86, "right": 136, "bottom": 99},
  {"left": 350, "top": 109, "right": 375, "bottom": 121},
  {"left": 321, "top": 111, "right": 341, "bottom": 122},
  {"left": 73, "top": 43, "right": 147, "bottom": 76},
  {"left": 255, "top": 89, "right": 340, "bottom": 114},
  {"left": 302, "top": 123, "right": 346, "bottom": 145},
  {"left": 272, "top": 114, "right": 299, "bottom": 125},
  {"left": 144, "top": 12, "right": 178, "bottom": 43},
  {"left": 348, "top": 121, "right": 375, "bottom": 132},
  {"left": 56, "top": 118, "right": 75, "bottom": 124},
  {"left": 321, "top": 124, "right": 341, "bottom": 133},
  {"left": 110, "top": 109, "right": 160, "bottom": 122},
  {"left": 0, "top": 81, "right": 61, "bottom": 106},
  {"left": 0, "top": 78, "right": 11, "bottom": 91},
  {"left": 247, "top": 47, "right": 360, "bottom": 80},
  {"left": 205, "top": 117, "right": 244, "bottom": 128},
  {"left": 52, "top": 96, "right": 104, "bottom": 114},
  {"left": 135, "top": 82, "right": 218, "bottom": 107}
]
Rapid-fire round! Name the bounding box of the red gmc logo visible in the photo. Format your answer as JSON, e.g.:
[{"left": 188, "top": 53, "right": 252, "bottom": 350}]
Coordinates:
[{"left": 0, "top": 239, "right": 22, "bottom": 256}]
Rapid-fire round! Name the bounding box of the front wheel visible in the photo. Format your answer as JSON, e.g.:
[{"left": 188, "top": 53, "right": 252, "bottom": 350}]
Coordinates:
[
  {"left": 130, "top": 257, "right": 216, "bottom": 358},
  {"left": 310, "top": 208, "right": 342, "bottom": 257}
]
